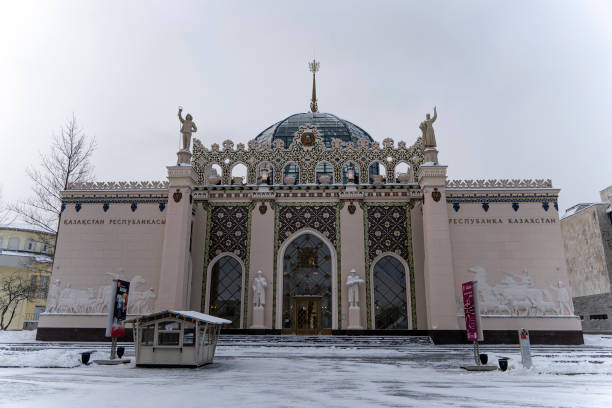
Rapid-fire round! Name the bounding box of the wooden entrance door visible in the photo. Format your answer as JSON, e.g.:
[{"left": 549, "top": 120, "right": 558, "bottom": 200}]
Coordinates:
[{"left": 293, "top": 296, "right": 321, "bottom": 335}]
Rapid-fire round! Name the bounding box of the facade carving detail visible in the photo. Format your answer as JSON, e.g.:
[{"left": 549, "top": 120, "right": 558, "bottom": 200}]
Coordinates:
[
  {"left": 468, "top": 266, "right": 572, "bottom": 316},
  {"left": 192, "top": 128, "right": 424, "bottom": 185},
  {"left": 68, "top": 181, "right": 169, "bottom": 191},
  {"left": 447, "top": 179, "right": 553, "bottom": 189},
  {"left": 46, "top": 275, "right": 157, "bottom": 315}
]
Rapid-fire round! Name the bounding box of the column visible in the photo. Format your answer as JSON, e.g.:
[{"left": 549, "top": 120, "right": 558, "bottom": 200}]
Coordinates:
[
  {"left": 417, "top": 163, "right": 459, "bottom": 330},
  {"left": 156, "top": 165, "right": 197, "bottom": 311}
]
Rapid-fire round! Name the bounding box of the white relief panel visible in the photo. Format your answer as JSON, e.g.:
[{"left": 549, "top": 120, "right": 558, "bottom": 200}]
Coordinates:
[
  {"left": 466, "top": 266, "right": 573, "bottom": 317},
  {"left": 46, "top": 275, "right": 157, "bottom": 315}
]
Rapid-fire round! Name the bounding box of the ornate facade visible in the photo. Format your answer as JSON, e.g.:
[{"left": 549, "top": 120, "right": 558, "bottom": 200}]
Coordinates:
[{"left": 37, "top": 70, "right": 583, "bottom": 343}]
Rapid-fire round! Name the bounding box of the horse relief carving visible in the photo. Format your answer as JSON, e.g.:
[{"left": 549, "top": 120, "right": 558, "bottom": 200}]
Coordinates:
[
  {"left": 467, "top": 266, "right": 572, "bottom": 316},
  {"left": 46, "top": 275, "right": 157, "bottom": 315}
]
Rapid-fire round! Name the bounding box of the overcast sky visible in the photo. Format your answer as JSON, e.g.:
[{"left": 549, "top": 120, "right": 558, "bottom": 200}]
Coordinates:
[{"left": 1, "top": 0, "right": 611, "bottom": 216}]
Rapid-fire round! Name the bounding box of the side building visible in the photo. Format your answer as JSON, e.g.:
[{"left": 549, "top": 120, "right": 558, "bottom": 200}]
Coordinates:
[
  {"left": 561, "top": 186, "right": 612, "bottom": 331},
  {"left": 0, "top": 225, "right": 55, "bottom": 330}
]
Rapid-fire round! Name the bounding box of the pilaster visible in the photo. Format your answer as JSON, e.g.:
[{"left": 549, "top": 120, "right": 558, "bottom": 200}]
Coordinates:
[
  {"left": 156, "top": 164, "right": 197, "bottom": 310},
  {"left": 417, "top": 163, "right": 459, "bottom": 330}
]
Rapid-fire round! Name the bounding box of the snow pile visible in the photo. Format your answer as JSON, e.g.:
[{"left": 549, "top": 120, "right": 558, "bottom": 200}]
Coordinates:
[
  {"left": 0, "top": 348, "right": 82, "bottom": 368},
  {"left": 584, "top": 334, "right": 612, "bottom": 347},
  {"left": 0, "top": 330, "right": 37, "bottom": 343}
]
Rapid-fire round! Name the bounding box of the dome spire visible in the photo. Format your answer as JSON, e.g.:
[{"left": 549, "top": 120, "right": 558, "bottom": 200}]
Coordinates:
[{"left": 309, "top": 59, "right": 320, "bottom": 113}]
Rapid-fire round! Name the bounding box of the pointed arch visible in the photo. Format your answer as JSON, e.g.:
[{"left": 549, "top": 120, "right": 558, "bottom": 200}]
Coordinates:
[
  {"left": 205, "top": 252, "right": 245, "bottom": 328},
  {"left": 275, "top": 228, "right": 338, "bottom": 330},
  {"left": 369, "top": 252, "right": 412, "bottom": 329}
]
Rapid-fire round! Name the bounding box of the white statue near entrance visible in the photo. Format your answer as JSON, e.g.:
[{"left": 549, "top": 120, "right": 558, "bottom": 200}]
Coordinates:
[
  {"left": 250, "top": 270, "right": 267, "bottom": 329},
  {"left": 252, "top": 270, "right": 267, "bottom": 308},
  {"left": 346, "top": 268, "right": 364, "bottom": 329},
  {"left": 346, "top": 268, "right": 364, "bottom": 307}
]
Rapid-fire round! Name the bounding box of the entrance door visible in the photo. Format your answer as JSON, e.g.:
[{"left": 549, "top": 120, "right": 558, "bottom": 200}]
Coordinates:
[
  {"left": 282, "top": 233, "right": 333, "bottom": 333},
  {"left": 293, "top": 296, "right": 321, "bottom": 335}
]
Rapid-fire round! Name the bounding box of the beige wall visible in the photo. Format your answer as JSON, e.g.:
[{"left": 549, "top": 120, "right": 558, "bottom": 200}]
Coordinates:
[
  {"left": 410, "top": 202, "right": 427, "bottom": 329},
  {"left": 561, "top": 205, "right": 611, "bottom": 297},
  {"left": 339, "top": 202, "right": 367, "bottom": 329},
  {"left": 39, "top": 201, "right": 166, "bottom": 329},
  {"left": 600, "top": 185, "right": 612, "bottom": 203},
  {"left": 448, "top": 199, "right": 580, "bottom": 331},
  {"left": 189, "top": 203, "right": 207, "bottom": 310},
  {"left": 248, "top": 201, "right": 275, "bottom": 328}
]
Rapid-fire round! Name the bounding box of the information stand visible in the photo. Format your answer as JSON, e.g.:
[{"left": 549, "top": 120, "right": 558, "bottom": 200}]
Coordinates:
[
  {"left": 94, "top": 277, "right": 131, "bottom": 365},
  {"left": 519, "top": 328, "right": 533, "bottom": 369}
]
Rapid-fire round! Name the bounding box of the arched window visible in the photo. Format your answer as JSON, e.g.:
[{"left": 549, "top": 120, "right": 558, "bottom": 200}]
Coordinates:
[
  {"left": 373, "top": 255, "right": 408, "bottom": 329},
  {"left": 209, "top": 256, "right": 242, "bottom": 328},
  {"left": 283, "top": 163, "right": 299, "bottom": 184},
  {"left": 230, "top": 163, "right": 247, "bottom": 185},
  {"left": 342, "top": 162, "right": 360, "bottom": 184},
  {"left": 7, "top": 237, "right": 20, "bottom": 251},
  {"left": 315, "top": 162, "right": 334, "bottom": 184},
  {"left": 368, "top": 162, "right": 386, "bottom": 184},
  {"left": 206, "top": 164, "right": 223, "bottom": 185},
  {"left": 257, "top": 162, "right": 274, "bottom": 185},
  {"left": 394, "top": 162, "right": 411, "bottom": 183}
]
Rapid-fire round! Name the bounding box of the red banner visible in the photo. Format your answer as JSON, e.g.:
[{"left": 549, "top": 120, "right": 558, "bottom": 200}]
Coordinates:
[{"left": 462, "top": 281, "right": 478, "bottom": 341}]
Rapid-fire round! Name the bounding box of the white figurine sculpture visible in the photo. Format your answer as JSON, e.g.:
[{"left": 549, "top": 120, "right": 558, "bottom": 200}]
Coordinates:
[
  {"left": 252, "top": 270, "right": 267, "bottom": 308},
  {"left": 178, "top": 107, "right": 197, "bottom": 151},
  {"left": 420, "top": 106, "right": 437, "bottom": 148},
  {"left": 346, "top": 269, "right": 365, "bottom": 329},
  {"left": 250, "top": 270, "right": 267, "bottom": 329},
  {"left": 346, "top": 268, "right": 365, "bottom": 307}
]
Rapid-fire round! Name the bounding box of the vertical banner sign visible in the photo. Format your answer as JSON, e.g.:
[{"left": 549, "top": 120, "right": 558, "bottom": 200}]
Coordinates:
[
  {"left": 462, "top": 281, "right": 478, "bottom": 341},
  {"left": 473, "top": 281, "right": 484, "bottom": 342},
  {"left": 519, "top": 328, "right": 533, "bottom": 368},
  {"left": 462, "top": 281, "right": 484, "bottom": 342},
  {"left": 105, "top": 279, "right": 130, "bottom": 337}
]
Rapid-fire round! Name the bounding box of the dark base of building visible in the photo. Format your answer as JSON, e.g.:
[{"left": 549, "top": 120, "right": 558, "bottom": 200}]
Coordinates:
[{"left": 36, "top": 327, "right": 584, "bottom": 345}]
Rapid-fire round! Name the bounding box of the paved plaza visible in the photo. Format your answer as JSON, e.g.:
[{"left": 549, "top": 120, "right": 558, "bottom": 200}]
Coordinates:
[{"left": 0, "top": 333, "right": 611, "bottom": 407}]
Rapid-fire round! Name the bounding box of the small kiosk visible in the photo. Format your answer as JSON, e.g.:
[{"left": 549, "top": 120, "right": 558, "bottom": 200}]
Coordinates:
[{"left": 126, "top": 310, "right": 231, "bottom": 367}]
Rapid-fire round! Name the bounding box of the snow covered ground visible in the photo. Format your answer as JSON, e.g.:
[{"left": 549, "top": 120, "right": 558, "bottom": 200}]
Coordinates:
[{"left": 1, "top": 331, "right": 611, "bottom": 408}]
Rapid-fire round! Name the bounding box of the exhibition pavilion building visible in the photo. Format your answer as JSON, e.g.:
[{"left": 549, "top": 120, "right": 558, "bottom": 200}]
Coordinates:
[{"left": 37, "top": 63, "right": 582, "bottom": 344}]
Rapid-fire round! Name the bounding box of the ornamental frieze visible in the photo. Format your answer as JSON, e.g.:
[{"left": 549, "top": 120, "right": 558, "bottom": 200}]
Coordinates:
[{"left": 192, "top": 125, "right": 424, "bottom": 186}]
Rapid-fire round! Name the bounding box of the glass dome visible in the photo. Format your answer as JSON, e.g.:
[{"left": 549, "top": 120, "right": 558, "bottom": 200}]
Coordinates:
[{"left": 255, "top": 112, "right": 374, "bottom": 148}]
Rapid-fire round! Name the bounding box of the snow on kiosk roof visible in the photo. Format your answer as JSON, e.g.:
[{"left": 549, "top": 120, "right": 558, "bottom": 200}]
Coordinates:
[{"left": 125, "top": 310, "right": 232, "bottom": 325}]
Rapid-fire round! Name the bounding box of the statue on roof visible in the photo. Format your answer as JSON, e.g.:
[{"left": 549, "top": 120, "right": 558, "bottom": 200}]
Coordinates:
[
  {"left": 420, "top": 106, "right": 437, "bottom": 148},
  {"left": 178, "top": 106, "right": 197, "bottom": 151}
]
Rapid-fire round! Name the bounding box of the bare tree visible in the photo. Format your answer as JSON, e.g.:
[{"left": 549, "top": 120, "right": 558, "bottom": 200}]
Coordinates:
[
  {"left": 0, "top": 187, "right": 17, "bottom": 225},
  {"left": 10, "top": 115, "right": 96, "bottom": 233},
  {"left": 0, "top": 274, "right": 32, "bottom": 330}
]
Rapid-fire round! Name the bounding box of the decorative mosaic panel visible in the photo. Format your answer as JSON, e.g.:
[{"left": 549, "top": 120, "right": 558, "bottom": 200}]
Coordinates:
[
  {"left": 208, "top": 205, "right": 249, "bottom": 261},
  {"left": 278, "top": 205, "right": 337, "bottom": 245},
  {"left": 192, "top": 129, "right": 423, "bottom": 185},
  {"left": 366, "top": 205, "right": 410, "bottom": 261}
]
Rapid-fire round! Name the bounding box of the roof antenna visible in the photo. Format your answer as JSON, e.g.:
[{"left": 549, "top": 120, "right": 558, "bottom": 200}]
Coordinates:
[{"left": 309, "top": 59, "right": 320, "bottom": 113}]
